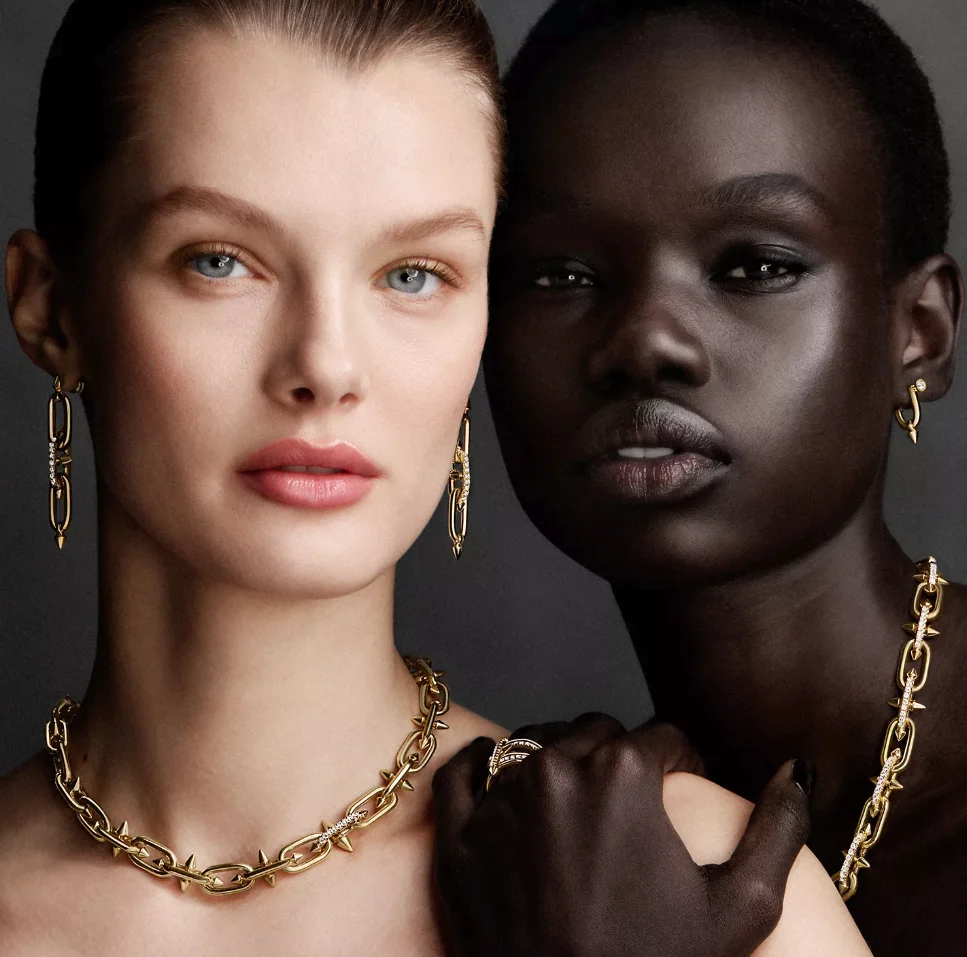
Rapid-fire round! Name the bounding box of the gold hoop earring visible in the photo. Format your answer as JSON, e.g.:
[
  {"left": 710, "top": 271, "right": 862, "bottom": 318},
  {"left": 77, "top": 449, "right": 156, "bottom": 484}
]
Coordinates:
[
  {"left": 894, "top": 378, "right": 927, "bottom": 445},
  {"left": 447, "top": 404, "right": 471, "bottom": 559},
  {"left": 48, "top": 375, "right": 84, "bottom": 549}
]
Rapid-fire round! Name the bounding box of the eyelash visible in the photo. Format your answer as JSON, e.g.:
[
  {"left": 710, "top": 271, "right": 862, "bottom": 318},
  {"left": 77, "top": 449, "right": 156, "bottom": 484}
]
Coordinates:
[
  {"left": 179, "top": 247, "right": 462, "bottom": 294},
  {"left": 181, "top": 243, "right": 253, "bottom": 277},
  {"left": 386, "top": 257, "right": 463, "bottom": 290},
  {"left": 712, "top": 248, "right": 810, "bottom": 291}
]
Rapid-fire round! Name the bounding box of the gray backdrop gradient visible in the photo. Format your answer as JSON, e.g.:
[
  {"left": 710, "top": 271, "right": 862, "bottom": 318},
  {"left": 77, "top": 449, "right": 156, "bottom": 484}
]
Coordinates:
[{"left": 2, "top": 1, "right": 965, "bottom": 773}]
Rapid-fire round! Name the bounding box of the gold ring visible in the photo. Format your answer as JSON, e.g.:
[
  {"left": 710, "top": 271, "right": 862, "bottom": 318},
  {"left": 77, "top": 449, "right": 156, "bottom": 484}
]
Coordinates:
[{"left": 485, "top": 737, "right": 543, "bottom": 791}]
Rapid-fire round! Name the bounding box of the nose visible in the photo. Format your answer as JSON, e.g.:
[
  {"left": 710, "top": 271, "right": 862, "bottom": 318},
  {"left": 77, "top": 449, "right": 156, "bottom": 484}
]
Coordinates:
[
  {"left": 264, "top": 284, "right": 369, "bottom": 410},
  {"left": 587, "top": 287, "right": 712, "bottom": 396}
]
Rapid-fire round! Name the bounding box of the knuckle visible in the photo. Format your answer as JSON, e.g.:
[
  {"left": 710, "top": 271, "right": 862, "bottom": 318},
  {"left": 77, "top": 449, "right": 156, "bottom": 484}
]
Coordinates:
[
  {"left": 593, "top": 737, "right": 654, "bottom": 781},
  {"left": 510, "top": 720, "right": 568, "bottom": 745},
  {"left": 572, "top": 711, "right": 627, "bottom": 738},
  {"left": 736, "top": 876, "right": 784, "bottom": 930}
]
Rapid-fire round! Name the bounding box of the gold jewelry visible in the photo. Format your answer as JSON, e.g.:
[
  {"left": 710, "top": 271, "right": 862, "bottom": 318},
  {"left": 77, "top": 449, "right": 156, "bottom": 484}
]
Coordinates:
[
  {"left": 448, "top": 403, "right": 471, "bottom": 558},
  {"left": 835, "top": 558, "right": 945, "bottom": 901},
  {"left": 45, "top": 656, "right": 450, "bottom": 897},
  {"left": 48, "top": 375, "right": 84, "bottom": 549},
  {"left": 486, "top": 737, "right": 543, "bottom": 791},
  {"left": 894, "top": 378, "right": 927, "bottom": 444}
]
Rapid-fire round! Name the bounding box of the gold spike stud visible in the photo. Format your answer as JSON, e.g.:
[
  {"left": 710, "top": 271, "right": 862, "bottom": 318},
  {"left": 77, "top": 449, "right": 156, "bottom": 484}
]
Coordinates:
[
  {"left": 411, "top": 716, "right": 449, "bottom": 731},
  {"left": 112, "top": 821, "right": 130, "bottom": 858},
  {"left": 902, "top": 622, "right": 939, "bottom": 637},
  {"left": 56, "top": 532, "right": 65, "bottom": 550},
  {"left": 180, "top": 854, "right": 198, "bottom": 892},
  {"left": 381, "top": 769, "right": 415, "bottom": 792},
  {"left": 258, "top": 849, "right": 277, "bottom": 887},
  {"left": 869, "top": 776, "right": 904, "bottom": 793},
  {"left": 322, "top": 822, "right": 354, "bottom": 853}
]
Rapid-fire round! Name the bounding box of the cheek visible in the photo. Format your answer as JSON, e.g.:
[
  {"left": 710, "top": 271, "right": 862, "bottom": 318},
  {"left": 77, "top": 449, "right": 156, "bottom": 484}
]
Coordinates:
[
  {"left": 714, "top": 277, "right": 894, "bottom": 539},
  {"left": 84, "top": 281, "right": 259, "bottom": 522}
]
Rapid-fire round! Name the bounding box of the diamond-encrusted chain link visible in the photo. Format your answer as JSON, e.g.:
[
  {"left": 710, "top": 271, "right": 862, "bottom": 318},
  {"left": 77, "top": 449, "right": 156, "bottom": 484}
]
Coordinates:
[
  {"left": 834, "top": 558, "right": 945, "bottom": 901},
  {"left": 45, "top": 656, "right": 449, "bottom": 897}
]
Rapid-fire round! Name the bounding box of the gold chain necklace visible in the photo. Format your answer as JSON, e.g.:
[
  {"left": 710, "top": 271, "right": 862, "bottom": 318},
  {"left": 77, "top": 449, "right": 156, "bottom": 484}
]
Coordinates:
[
  {"left": 835, "top": 558, "right": 946, "bottom": 900},
  {"left": 45, "top": 655, "right": 450, "bottom": 897}
]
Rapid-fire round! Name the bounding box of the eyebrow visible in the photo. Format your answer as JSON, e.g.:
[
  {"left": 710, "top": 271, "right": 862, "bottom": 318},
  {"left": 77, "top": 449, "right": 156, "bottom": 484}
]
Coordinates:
[
  {"left": 702, "top": 173, "right": 834, "bottom": 220},
  {"left": 380, "top": 209, "right": 488, "bottom": 245},
  {"left": 127, "top": 186, "right": 286, "bottom": 240},
  {"left": 127, "top": 186, "right": 487, "bottom": 247}
]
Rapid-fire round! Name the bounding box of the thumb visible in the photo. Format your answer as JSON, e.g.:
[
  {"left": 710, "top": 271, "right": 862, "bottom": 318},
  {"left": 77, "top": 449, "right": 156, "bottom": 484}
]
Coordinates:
[{"left": 712, "top": 759, "right": 814, "bottom": 939}]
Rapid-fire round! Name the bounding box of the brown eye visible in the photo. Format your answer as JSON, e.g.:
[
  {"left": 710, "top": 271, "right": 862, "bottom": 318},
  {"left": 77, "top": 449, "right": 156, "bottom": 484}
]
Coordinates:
[
  {"left": 724, "top": 261, "right": 790, "bottom": 280},
  {"left": 532, "top": 263, "right": 596, "bottom": 288}
]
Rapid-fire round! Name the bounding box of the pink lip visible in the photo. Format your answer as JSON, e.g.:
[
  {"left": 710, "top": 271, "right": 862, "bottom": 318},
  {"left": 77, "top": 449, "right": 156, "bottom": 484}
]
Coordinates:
[{"left": 239, "top": 438, "right": 380, "bottom": 510}]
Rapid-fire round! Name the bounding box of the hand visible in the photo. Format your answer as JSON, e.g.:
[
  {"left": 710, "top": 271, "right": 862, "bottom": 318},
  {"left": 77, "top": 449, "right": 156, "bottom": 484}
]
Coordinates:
[{"left": 433, "top": 714, "right": 811, "bottom": 957}]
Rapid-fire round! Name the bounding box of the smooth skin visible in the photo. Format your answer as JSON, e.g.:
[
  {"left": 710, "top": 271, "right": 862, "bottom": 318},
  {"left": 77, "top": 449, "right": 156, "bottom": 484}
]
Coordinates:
[
  {"left": 0, "top": 19, "right": 858, "bottom": 957},
  {"left": 1, "top": 27, "right": 504, "bottom": 957},
  {"left": 440, "top": 11, "right": 964, "bottom": 957}
]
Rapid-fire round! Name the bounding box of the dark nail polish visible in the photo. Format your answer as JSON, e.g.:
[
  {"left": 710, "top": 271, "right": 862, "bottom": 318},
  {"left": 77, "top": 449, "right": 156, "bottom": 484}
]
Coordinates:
[{"left": 793, "top": 758, "right": 816, "bottom": 798}]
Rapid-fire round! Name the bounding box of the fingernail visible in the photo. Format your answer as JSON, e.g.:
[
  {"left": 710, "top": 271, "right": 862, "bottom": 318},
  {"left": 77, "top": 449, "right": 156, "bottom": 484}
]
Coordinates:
[{"left": 793, "top": 758, "right": 815, "bottom": 798}]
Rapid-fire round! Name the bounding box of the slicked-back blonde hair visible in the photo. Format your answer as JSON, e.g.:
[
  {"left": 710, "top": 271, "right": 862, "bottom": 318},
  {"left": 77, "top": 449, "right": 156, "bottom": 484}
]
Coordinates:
[{"left": 35, "top": 0, "right": 502, "bottom": 259}]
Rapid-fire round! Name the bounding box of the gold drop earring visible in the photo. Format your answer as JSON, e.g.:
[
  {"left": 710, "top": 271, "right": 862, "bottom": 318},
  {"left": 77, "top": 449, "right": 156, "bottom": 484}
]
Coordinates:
[
  {"left": 895, "top": 378, "right": 927, "bottom": 444},
  {"left": 48, "top": 375, "right": 84, "bottom": 549},
  {"left": 447, "top": 404, "right": 471, "bottom": 558}
]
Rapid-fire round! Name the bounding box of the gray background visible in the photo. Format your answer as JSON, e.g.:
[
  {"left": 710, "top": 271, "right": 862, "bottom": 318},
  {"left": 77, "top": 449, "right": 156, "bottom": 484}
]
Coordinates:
[{"left": 2, "top": 1, "right": 965, "bottom": 773}]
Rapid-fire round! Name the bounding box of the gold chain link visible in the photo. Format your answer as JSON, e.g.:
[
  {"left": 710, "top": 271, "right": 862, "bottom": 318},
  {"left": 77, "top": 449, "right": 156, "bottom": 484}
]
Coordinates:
[
  {"left": 834, "top": 558, "right": 945, "bottom": 901},
  {"left": 45, "top": 656, "right": 450, "bottom": 897}
]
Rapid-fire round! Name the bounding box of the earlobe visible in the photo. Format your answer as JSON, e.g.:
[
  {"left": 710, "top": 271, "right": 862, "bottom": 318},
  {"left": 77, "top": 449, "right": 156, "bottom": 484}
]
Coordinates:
[
  {"left": 5, "top": 228, "right": 82, "bottom": 380},
  {"left": 892, "top": 254, "right": 963, "bottom": 404}
]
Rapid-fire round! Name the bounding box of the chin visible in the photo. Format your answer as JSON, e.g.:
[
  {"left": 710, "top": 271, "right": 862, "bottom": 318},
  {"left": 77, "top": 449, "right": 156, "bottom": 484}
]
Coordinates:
[{"left": 192, "top": 535, "right": 400, "bottom": 598}]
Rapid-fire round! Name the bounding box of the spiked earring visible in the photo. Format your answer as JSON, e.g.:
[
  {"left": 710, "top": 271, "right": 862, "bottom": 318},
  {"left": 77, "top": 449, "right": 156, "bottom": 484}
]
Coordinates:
[
  {"left": 447, "top": 404, "right": 471, "bottom": 558},
  {"left": 895, "top": 378, "right": 927, "bottom": 445},
  {"left": 48, "top": 376, "right": 84, "bottom": 549}
]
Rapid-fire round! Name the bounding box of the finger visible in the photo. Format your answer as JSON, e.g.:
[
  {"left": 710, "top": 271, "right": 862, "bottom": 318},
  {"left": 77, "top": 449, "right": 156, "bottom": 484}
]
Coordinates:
[
  {"left": 521, "top": 712, "right": 627, "bottom": 760},
  {"left": 432, "top": 736, "right": 496, "bottom": 843},
  {"left": 620, "top": 720, "right": 706, "bottom": 776},
  {"left": 716, "top": 758, "right": 813, "bottom": 918}
]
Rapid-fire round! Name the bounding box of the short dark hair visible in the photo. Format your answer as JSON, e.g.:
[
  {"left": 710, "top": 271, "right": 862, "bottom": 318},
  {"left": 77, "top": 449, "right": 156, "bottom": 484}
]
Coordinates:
[
  {"left": 35, "top": 0, "right": 502, "bottom": 261},
  {"left": 504, "top": 0, "right": 951, "bottom": 277}
]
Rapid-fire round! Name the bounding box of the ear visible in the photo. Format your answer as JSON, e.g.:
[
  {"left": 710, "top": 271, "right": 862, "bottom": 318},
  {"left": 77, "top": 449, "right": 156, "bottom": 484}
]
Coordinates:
[
  {"left": 5, "top": 229, "right": 85, "bottom": 388},
  {"left": 890, "top": 253, "right": 963, "bottom": 405}
]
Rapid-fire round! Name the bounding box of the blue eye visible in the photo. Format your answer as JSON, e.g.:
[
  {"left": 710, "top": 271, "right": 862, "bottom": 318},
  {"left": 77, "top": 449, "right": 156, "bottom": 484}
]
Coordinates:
[
  {"left": 192, "top": 253, "right": 252, "bottom": 280},
  {"left": 386, "top": 266, "right": 441, "bottom": 296}
]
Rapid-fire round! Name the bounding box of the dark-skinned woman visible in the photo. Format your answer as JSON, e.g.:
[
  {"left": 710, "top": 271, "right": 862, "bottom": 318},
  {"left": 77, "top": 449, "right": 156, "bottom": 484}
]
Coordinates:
[{"left": 434, "top": 1, "right": 965, "bottom": 955}]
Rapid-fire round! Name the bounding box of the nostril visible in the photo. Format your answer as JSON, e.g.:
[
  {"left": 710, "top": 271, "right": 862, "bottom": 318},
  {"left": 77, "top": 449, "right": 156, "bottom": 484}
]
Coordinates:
[{"left": 292, "top": 387, "right": 314, "bottom": 403}]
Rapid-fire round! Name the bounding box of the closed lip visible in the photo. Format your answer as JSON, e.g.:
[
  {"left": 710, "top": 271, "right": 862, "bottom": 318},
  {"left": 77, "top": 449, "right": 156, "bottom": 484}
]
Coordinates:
[
  {"left": 575, "top": 400, "right": 730, "bottom": 470},
  {"left": 238, "top": 438, "right": 382, "bottom": 477}
]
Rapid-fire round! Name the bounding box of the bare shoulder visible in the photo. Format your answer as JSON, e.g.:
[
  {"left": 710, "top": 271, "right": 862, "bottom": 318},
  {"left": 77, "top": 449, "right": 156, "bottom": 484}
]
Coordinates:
[
  {"left": 662, "top": 773, "right": 871, "bottom": 956},
  {"left": 0, "top": 756, "right": 78, "bottom": 956},
  {"left": 434, "top": 702, "right": 506, "bottom": 766},
  {"left": 661, "top": 771, "right": 755, "bottom": 865}
]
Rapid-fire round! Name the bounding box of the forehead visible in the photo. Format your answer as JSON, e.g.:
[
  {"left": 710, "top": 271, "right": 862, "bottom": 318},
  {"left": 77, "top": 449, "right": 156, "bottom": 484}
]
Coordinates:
[
  {"left": 103, "top": 27, "right": 497, "bottom": 240},
  {"left": 508, "top": 13, "right": 882, "bottom": 228}
]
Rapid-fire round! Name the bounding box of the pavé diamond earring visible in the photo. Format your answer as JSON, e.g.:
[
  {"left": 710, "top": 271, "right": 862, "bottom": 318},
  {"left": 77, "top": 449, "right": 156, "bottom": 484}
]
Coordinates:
[
  {"left": 48, "top": 375, "right": 84, "bottom": 549},
  {"left": 447, "top": 404, "right": 471, "bottom": 558},
  {"left": 894, "top": 378, "right": 927, "bottom": 444}
]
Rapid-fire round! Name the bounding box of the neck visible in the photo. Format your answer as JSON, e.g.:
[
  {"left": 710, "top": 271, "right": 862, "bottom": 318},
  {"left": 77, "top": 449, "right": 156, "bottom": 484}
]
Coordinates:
[
  {"left": 619, "top": 502, "right": 918, "bottom": 823},
  {"left": 68, "top": 494, "right": 422, "bottom": 864}
]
